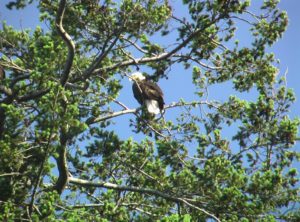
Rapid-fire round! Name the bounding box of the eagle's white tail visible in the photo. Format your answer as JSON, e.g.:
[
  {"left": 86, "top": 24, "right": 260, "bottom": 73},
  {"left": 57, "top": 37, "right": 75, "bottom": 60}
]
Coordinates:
[{"left": 145, "top": 100, "right": 160, "bottom": 115}]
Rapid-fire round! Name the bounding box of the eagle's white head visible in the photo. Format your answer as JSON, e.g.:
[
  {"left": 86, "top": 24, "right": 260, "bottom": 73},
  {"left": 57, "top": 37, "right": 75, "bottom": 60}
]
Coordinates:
[{"left": 130, "top": 72, "right": 146, "bottom": 81}]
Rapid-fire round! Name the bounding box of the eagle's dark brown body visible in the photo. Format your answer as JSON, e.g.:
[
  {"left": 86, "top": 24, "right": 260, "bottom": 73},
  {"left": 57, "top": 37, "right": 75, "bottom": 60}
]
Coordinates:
[{"left": 131, "top": 73, "right": 164, "bottom": 114}]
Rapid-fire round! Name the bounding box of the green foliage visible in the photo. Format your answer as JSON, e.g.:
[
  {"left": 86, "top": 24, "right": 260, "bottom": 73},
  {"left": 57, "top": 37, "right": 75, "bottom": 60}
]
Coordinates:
[
  {"left": 0, "top": 0, "right": 299, "bottom": 221},
  {"left": 160, "top": 214, "right": 191, "bottom": 222}
]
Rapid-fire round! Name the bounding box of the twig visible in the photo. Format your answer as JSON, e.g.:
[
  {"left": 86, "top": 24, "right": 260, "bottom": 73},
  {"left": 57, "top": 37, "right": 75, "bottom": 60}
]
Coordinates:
[
  {"left": 102, "top": 94, "right": 130, "bottom": 110},
  {"left": 179, "top": 198, "right": 220, "bottom": 222},
  {"left": 173, "top": 54, "right": 222, "bottom": 70},
  {"left": 230, "top": 16, "right": 255, "bottom": 25},
  {"left": 187, "top": 156, "right": 207, "bottom": 162},
  {"left": 164, "top": 101, "right": 219, "bottom": 110},
  {"left": 120, "top": 35, "right": 150, "bottom": 55}
]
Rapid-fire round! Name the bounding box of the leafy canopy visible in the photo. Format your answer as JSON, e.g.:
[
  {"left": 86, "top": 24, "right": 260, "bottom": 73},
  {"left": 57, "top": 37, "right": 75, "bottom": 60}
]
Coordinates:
[{"left": 0, "top": 0, "right": 299, "bottom": 221}]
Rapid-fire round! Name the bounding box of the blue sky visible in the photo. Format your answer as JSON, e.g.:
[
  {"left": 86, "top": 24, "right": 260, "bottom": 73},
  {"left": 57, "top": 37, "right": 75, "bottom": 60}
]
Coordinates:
[
  {"left": 1, "top": 1, "right": 299, "bottom": 216},
  {"left": 0, "top": 0, "right": 299, "bottom": 144}
]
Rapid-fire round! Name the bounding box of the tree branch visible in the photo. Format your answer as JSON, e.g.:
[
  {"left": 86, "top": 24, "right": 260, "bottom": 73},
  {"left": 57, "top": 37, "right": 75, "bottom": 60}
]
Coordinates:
[
  {"left": 55, "top": 133, "right": 69, "bottom": 194},
  {"left": 56, "top": 0, "right": 75, "bottom": 86},
  {"left": 0, "top": 86, "right": 13, "bottom": 96},
  {"left": 55, "top": 101, "right": 70, "bottom": 194},
  {"left": 86, "top": 108, "right": 137, "bottom": 125},
  {"left": 69, "top": 177, "right": 220, "bottom": 221},
  {"left": 0, "top": 172, "right": 21, "bottom": 177},
  {"left": 28, "top": 128, "right": 55, "bottom": 217},
  {"left": 85, "top": 101, "right": 219, "bottom": 125},
  {"left": 81, "top": 35, "right": 120, "bottom": 81},
  {"left": 92, "top": 28, "right": 203, "bottom": 74},
  {"left": 119, "top": 35, "right": 150, "bottom": 55},
  {"left": 16, "top": 89, "right": 50, "bottom": 102}
]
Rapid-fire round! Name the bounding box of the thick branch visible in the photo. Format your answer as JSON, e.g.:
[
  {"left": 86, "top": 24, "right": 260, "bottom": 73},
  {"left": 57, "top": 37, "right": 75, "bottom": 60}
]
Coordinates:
[
  {"left": 55, "top": 145, "right": 68, "bottom": 194},
  {"left": 0, "top": 86, "right": 13, "bottom": 96},
  {"left": 10, "top": 74, "right": 31, "bottom": 87},
  {"left": 0, "top": 172, "right": 21, "bottom": 177},
  {"left": 54, "top": 98, "right": 70, "bottom": 194},
  {"left": 16, "top": 88, "right": 50, "bottom": 102},
  {"left": 56, "top": 0, "right": 75, "bottom": 86},
  {"left": 69, "top": 177, "right": 220, "bottom": 221}
]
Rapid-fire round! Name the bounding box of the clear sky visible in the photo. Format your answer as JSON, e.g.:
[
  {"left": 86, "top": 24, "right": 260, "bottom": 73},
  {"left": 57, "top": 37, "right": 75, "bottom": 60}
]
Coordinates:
[{"left": 0, "top": 0, "right": 299, "bottom": 143}]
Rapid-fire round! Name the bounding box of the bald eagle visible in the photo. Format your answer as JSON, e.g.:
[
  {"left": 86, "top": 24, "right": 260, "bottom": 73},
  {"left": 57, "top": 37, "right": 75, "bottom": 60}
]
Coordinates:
[{"left": 130, "top": 72, "right": 164, "bottom": 115}]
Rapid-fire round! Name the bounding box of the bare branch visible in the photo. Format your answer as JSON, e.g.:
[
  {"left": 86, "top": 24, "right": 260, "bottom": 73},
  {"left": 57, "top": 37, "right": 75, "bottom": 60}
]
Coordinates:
[
  {"left": 120, "top": 35, "right": 150, "bottom": 55},
  {"left": 68, "top": 177, "right": 178, "bottom": 201},
  {"left": 165, "top": 101, "right": 219, "bottom": 110},
  {"left": 179, "top": 198, "right": 220, "bottom": 222},
  {"left": 0, "top": 86, "right": 13, "bottom": 96},
  {"left": 244, "top": 10, "right": 266, "bottom": 22},
  {"left": 0, "top": 172, "right": 21, "bottom": 177},
  {"left": 230, "top": 16, "right": 255, "bottom": 25},
  {"left": 69, "top": 177, "right": 220, "bottom": 221},
  {"left": 102, "top": 94, "right": 130, "bottom": 110},
  {"left": 56, "top": 0, "right": 75, "bottom": 86},
  {"left": 86, "top": 100, "right": 219, "bottom": 126},
  {"left": 0, "top": 61, "right": 31, "bottom": 74},
  {"left": 86, "top": 108, "right": 137, "bottom": 125},
  {"left": 173, "top": 54, "right": 222, "bottom": 70}
]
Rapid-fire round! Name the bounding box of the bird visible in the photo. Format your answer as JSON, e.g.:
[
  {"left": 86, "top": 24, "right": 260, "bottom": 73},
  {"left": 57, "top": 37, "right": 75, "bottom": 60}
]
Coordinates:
[{"left": 130, "top": 72, "right": 164, "bottom": 115}]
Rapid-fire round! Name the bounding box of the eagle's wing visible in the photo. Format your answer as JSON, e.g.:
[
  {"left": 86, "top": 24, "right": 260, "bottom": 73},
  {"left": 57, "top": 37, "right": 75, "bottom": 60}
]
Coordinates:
[
  {"left": 132, "top": 82, "right": 144, "bottom": 105},
  {"left": 141, "top": 80, "right": 164, "bottom": 100},
  {"left": 132, "top": 79, "right": 165, "bottom": 112},
  {"left": 141, "top": 80, "right": 164, "bottom": 110}
]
